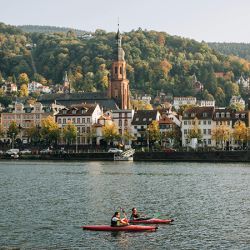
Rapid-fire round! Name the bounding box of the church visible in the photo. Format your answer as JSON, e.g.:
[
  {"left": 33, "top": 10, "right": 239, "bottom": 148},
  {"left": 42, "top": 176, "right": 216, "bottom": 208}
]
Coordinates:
[{"left": 39, "top": 29, "right": 130, "bottom": 111}]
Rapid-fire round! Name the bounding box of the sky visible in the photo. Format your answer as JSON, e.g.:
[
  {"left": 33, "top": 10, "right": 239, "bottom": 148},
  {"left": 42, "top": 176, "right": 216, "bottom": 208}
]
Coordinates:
[{"left": 1, "top": 0, "right": 250, "bottom": 43}]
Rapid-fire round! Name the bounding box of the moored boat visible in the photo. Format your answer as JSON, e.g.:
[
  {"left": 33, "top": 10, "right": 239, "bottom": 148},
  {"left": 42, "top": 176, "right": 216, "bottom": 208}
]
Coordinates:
[{"left": 81, "top": 224, "right": 158, "bottom": 232}]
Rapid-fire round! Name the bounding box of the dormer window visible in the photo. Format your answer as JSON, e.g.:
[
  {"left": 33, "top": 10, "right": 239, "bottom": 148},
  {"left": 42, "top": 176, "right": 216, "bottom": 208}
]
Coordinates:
[
  {"left": 221, "top": 113, "right": 225, "bottom": 118},
  {"left": 226, "top": 112, "right": 230, "bottom": 118},
  {"left": 63, "top": 110, "right": 67, "bottom": 115},
  {"left": 203, "top": 113, "right": 207, "bottom": 118},
  {"left": 191, "top": 113, "right": 195, "bottom": 117},
  {"left": 241, "top": 114, "right": 245, "bottom": 118},
  {"left": 235, "top": 114, "right": 239, "bottom": 118},
  {"left": 143, "top": 118, "right": 146, "bottom": 121},
  {"left": 216, "top": 113, "right": 219, "bottom": 118},
  {"left": 136, "top": 118, "right": 139, "bottom": 121},
  {"left": 72, "top": 110, "right": 77, "bottom": 114}
]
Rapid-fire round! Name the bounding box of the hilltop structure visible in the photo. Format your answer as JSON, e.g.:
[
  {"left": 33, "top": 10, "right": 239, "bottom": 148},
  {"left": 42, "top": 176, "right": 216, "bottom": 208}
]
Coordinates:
[{"left": 39, "top": 29, "right": 130, "bottom": 111}]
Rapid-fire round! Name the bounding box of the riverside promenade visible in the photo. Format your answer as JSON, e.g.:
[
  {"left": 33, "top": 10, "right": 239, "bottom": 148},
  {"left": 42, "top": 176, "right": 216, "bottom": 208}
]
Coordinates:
[{"left": 1, "top": 150, "right": 249, "bottom": 162}]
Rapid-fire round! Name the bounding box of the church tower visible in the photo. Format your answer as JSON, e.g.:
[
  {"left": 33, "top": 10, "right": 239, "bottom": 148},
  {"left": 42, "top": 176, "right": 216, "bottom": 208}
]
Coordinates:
[{"left": 108, "top": 28, "right": 130, "bottom": 109}]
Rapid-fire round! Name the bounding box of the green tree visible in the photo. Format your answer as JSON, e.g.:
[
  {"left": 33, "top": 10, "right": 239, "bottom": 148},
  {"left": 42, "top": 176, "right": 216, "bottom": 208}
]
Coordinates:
[
  {"left": 26, "top": 124, "right": 41, "bottom": 145},
  {"left": 187, "top": 118, "right": 202, "bottom": 141},
  {"left": 62, "top": 122, "right": 77, "bottom": 149}
]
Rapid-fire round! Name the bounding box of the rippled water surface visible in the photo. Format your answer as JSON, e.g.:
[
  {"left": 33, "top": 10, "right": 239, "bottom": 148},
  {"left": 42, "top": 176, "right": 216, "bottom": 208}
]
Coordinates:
[{"left": 0, "top": 160, "right": 250, "bottom": 249}]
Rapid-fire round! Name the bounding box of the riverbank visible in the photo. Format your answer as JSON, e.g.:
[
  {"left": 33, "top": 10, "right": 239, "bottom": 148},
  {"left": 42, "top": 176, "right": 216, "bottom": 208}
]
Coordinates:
[{"left": 1, "top": 150, "right": 249, "bottom": 162}]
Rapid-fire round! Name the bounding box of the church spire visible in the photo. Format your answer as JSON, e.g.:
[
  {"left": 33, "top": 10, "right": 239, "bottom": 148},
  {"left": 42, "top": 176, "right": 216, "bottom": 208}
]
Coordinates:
[{"left": 116, "top": 24, "right": 125, "bottom": 61}]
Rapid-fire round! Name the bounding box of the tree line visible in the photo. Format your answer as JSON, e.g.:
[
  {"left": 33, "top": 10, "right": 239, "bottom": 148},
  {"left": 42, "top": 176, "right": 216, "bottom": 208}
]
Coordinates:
[{"left": 0, "top": 22, "right": 250, "bottom": 107}]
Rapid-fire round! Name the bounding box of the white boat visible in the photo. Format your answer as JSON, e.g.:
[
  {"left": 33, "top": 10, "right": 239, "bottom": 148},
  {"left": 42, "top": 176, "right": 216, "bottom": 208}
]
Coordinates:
[{"left": 114, "top": 149, "right": 135, "bottom": 161}]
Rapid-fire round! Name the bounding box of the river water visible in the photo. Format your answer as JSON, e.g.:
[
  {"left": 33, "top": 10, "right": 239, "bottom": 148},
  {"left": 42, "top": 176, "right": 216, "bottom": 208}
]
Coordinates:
[{"left": 0, "top": 160, "right": 249, "bottom": 250}]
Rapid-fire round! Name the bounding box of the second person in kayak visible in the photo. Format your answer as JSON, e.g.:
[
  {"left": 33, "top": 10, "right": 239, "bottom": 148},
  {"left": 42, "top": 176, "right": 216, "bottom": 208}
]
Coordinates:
[{"left": 130, "top": 207, "right": 141, "bottom": 220}]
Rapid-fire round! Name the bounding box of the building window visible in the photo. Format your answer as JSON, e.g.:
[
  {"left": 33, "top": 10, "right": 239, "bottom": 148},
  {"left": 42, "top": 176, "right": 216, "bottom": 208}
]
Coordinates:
[
  {"left": 208, "top": 129, "right": 211, "bottom": 135},
  {"left": 58, "top": 118, "right": 61, "bottom": 124},
  {"left": 87, "top": 118, "right": 90, "bottom": 123},
  {"left": 226, "top": 113, "right": 230, "bottom": 118},
  {"left": 216, "top": 113, "right": 219, "bottom": 118},
  {"left": 134, "top": 126, "right": 137, "bottom": 129},
  {"left": 120, "top": 67, "right": 122, "bottom": 74},
  {"left": 63, "top": 118, "right": 66, "bottom": 124},
  {"left": 241, "top": 114, "right": 245, "bottom": 118},
  {"left": 184, "top": 129, "right": 187, "bottom": 135},
  {"left": 83, "top": 127, "right": 86, "bottom": 133},
  {"left": 203, "top": 129, "right": 206, "bottom": 135},
  {"left": 221, "top": 113, "right": 225, "bottom": 118},
  {"left": 191, "top": 113, "right": 195, "bottom": 117},
  {"left": 124, "top": 119, "right": 128, "bottom": 126},
  {"left": 208, "top": 121, "right": 211, "bottom": 125},
  {"left": 82, "top": 118, "right": 85, "bottom": 123},
  {"left": 119, "top": 120, "right": 122, "bottom": 126},
  {"left": 72, "top": 118, "right": 76, "bottom": 123},
  {"left": 203, "top": 120, "right": 206, "bottom": 125},
  {"left": 115, "top": 67, "right": 118, "bottom": 74},
  {"left": 203, "top": 113, "right": 207, "bottom": 117},
  {"left": 184, "top": 121, "right": 187, "bottom": 125},
  {"left": 86, "top": 127, "right": 90, "bottom": 133},
  {"left": 208, "top": 139, "right": 211, "bottom": 145},
  {"left": 77, "top": 118, "right": 80, "bottom": 124}
]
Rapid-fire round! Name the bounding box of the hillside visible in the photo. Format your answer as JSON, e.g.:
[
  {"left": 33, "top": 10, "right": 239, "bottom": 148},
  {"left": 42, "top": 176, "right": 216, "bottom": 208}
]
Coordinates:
[
  {"left": 208, "top": 42, "right": 250, "bottom": 61},
  {"left": 0, "top": 22, "right": 250, "bottom": 107},
  {"left": 18, "top": 25, "right": 90, "bottom": 36}
]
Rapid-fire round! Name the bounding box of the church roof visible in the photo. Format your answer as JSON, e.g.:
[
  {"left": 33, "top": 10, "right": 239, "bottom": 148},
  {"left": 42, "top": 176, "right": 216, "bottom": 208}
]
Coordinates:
[{"left": 38, "top": 92, "right": 119, "bottom": 111}]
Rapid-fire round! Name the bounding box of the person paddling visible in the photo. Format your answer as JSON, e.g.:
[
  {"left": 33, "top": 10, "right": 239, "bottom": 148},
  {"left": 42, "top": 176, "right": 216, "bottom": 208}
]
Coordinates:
[
  {"left": 130, "top": 207, "right": 140, "bottom": 220},
  {"left": 111, "top": 212, "right": 128, "bottom": 227}
]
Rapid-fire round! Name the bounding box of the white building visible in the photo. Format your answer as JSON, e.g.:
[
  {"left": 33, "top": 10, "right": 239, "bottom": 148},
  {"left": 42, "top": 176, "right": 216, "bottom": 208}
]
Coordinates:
[
  {"left": 173, "top": 97, "right": 197, "bottom": 110},
  {"left": 230, "top": 96, "right": 245, "bottom": 109},
  {"left": 56, "top": 104, "right": 102, "bottom": 145},
  {"left": 181, "top": 107, "right": 214, "bottom": 147},
  {"left": 197, "top": 100, "right": 215, "bottom": 107},
  {"left": 131, "top": 110, "right": 161, "bottom": 145},
  {"left": 109, "top": 109, "right": 135, "bottom": 145}
]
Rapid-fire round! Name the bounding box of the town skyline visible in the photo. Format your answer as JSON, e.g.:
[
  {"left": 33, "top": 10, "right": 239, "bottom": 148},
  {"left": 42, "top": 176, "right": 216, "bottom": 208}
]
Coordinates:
[{"left": 2, "top": 0, "right": 250, "bottom": 43}]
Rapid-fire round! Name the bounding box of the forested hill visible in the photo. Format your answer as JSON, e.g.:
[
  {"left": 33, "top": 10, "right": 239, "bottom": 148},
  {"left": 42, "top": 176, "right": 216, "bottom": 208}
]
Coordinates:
[
  {"left": 18, "top": 25, "right": 89, "bottom": 36},
  {"left": 0, "top": 22, "right": 250, "bottom": 106},
  {"left": 208, "top": 42, "right": 250, "bottom": 61}
]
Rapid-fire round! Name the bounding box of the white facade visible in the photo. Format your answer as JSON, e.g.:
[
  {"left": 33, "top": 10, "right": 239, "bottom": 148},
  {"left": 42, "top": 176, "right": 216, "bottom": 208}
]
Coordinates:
[
  {"left": 110, "top": 109, "right": 134, "bottom": 145},
  {"left": 173, "top": 97, "right": 197, "bottom": 110},
  {"left": 230, "top": 96, "right": 245, "bottom": 108},
  {"left": 197, "top": 100, "right": 215, "bottom": 107},
  {"left": 56, "top": 104, "right": 102, "bottom": 145}
]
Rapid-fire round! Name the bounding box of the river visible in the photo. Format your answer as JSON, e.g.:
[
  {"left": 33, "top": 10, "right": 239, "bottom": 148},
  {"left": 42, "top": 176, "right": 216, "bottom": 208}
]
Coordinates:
[{"left": 0, "top": 161, "right": 249, "bottom": 249}]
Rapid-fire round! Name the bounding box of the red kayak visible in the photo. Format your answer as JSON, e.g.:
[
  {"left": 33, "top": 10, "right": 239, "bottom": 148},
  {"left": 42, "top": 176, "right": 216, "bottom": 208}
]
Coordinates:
[
  {"left": 81, "top": 225, "right": 157, "bottom": 232},
  {"left": 129, "top": 218, "right": 174, "bottom": 224}
]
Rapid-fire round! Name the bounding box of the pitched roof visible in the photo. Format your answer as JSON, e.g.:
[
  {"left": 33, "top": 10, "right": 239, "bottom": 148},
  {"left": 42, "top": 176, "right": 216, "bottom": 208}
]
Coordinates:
[
  {"left": 131, "top": 110, "right": 159, "bottom": 125},
  {"left": 56, "top": 104, "right": 97, "bottom": 116},
  {"left": 38, "top": 92, "right": 119, "bottom": 111},
  {"left": 183, "top": 106, "right": 214, "bottom": 120}
]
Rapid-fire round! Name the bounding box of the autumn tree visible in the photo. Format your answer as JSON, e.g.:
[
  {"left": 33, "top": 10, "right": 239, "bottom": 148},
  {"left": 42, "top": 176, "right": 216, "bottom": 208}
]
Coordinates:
[
  {"left": 148, "top": 120, "right": 160, "bottom": 142},
  {"left": 18, "top": 73, "right": 29, "bottom": 86},
  {"left": 187, "top": 118, "right": 202, "bottom": 141},
  {"left": 212, "top": 124, "right": 231, "bottom": 149},
  {"left": 102, "top": 123, "right": 120, "bottom": 145},
  {"left": 40, "top": 116, "right": 60, "bottom": 146},
  {"left": 232, "top": 120, "right": 247, "bottom": 146},
  {"left": 7, "top": 121, "right": 19, "bottom": 147},
  {"left": 19, "top": 84, "right": 29, "bottom": 97},
  {"left": 0, "top": 124, "right": 5, "bottom": 139}
]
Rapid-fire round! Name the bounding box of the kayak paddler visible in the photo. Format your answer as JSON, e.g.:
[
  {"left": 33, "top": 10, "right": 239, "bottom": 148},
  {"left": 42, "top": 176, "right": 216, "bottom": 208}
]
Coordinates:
[
  {"left": 111, "top": 211, "right": 128, "bottom": 227},
  {"left": 130, "top": 207, "right": 140, "bottom": 220}
]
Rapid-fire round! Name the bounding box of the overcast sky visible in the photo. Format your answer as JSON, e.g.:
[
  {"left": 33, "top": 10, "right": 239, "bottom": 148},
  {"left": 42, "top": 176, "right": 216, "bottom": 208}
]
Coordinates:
[{"left": 1, "top": 0, "right": 250, "bottom": 42}]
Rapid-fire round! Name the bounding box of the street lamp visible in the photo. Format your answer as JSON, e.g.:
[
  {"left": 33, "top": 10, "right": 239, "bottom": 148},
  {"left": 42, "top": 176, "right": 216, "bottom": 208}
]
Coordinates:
[
  {"left": 12, "top": 133, "right": 15, "bottom": 149},
  {"left": 75, "top": 129, "right": 78, "bottom": 153},
  {"left": 147, "top": 128, "right": 150, "bottom": 152}
]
